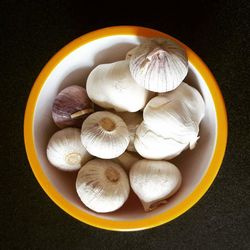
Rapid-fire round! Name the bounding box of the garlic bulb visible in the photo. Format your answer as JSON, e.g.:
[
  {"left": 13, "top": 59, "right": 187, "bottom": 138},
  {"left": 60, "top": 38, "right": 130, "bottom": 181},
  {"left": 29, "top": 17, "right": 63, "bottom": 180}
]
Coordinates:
[
  {"left": 130, "top": 160, "right": 182, "bottom": 211},
  {"left": 129, "top": 38, "right": 188, "bottom": 93},
  {"left": 116, "top": 112, "right": 143, "bottom": 152},
  {"left": 81, "top": 111, "right": 129, "bottom": 159},
  {"left": 144, "top": 82, "right": 205, "bottom": 149},
  {"left": 76, "top": 159, "right": 130, "bottom": 213},
  {"left": 134, "top": 123, "right": 187, "bottom": 160},
  {"left": 86, "top": 60, "right": 149, "bottom": 112},
  {"left": 52, "top": 85, "right": 94, "bottom": 129},
  {"left": 159, "top": 82, "right": 205, "bottom": 124},
  {"left": 144, "top": 99, "right": 199, "bottom": 147},
  {"left": 113, "top": 151, "right": 141, "bottom": 172},
  {"left": 47, "top": 128, "right": 91, "bottom": 171}
]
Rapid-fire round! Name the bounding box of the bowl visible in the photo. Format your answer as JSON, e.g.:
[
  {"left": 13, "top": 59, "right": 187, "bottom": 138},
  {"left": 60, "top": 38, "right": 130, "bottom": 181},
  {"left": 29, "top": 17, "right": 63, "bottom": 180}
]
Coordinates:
[{"left": 24, "top": 26, "right": 227, "bottom": 231}]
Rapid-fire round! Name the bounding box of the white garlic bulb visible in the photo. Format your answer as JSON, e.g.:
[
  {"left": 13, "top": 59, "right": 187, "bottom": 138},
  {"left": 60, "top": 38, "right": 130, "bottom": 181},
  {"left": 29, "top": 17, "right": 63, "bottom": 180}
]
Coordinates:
[
  {"left": 129, "top": 38, "right": 188, "bottom": 93},
  {"left": 134, "top": 123, "right": 187, "bottom": 160},
  {"left": 130, "top": 160, "right": 182, "bottom": 211},
  {"left": 86, "top": 60, "right": 149, "bottom": 112},
  {"left": 76, "top": 159, "right": 130, "bottom": 213},
  {"left": 116, "top": 112, "right": 143, "bottom": 152},
  {"left": 47, "top": 128, "right": 91, "bottom": 171},
  {"left": 113, "top": 151, "right": 141, "bottom": 172},
  {"left": 81, "top": 111, "right": 129, "bottom": 159},
  {"left": 144, "top": 99, "right": 199, "bottom": 147},
  {"left": 159, "top": 82, "right": 205, "bottom": 123},
  {"left": 144, "top": 82, "right": 205, "bottom": 149}
]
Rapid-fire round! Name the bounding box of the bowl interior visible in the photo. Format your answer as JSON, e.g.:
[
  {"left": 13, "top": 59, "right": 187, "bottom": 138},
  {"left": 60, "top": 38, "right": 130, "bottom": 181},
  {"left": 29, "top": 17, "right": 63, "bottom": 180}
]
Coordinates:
[{"left": 33, "top": 35, "right": 217, "bottom": 220}]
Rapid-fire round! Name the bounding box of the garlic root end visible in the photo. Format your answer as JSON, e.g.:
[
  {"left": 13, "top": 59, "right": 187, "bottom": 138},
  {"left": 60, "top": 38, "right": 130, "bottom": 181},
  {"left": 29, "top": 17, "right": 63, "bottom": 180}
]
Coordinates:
[
  {"left": 99, "top": 118, "right": 116, "bottom": 131},
  {"left": 65, "top": 153, "right": 81, "bottom": 165},
  {"left": 105, "top": 167, "right": 120, "bottom": 182}
]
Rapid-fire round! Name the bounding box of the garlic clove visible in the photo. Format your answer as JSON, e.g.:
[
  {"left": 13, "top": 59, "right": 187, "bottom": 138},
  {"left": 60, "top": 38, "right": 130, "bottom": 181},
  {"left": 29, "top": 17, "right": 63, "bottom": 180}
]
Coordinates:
[
  {"left": 113, "top": 151, "right": 141, "bottom": 173},
  {"left": 116, "top": 111, "right": 143, "bottom": 152},
  {"left": 47, "top": 128, "right": 92, "bottom": 171},
  {"left": 86, "top": 60, "right": 149, "bottom": 112},
  {"left": 129, "top": 159, "right": 182, "bottom": 212},
  {"left": 134, "top": 123, "right": 187, "bottom": 160},
  {"left": 76, "top": 159, "right": 130, "bottom": 213},
  {"left": 129, "top": 38, "right": 188, "bottom": 93},
  {"left": 81, "top": 111, "right": 129, "bottom": 159}
]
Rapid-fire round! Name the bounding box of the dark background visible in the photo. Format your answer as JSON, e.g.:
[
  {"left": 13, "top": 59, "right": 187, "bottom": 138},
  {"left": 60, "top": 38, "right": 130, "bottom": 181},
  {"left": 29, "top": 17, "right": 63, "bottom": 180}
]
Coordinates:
[{"left": 1, "top": 0, "right": 250, "bottom": 249}]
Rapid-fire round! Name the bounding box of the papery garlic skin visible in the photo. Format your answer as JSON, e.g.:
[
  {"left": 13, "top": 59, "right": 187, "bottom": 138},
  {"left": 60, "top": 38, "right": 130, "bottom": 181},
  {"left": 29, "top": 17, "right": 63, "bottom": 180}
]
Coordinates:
[
  {"left": 134, "top": 123, "right": 187, "bottom": 160},
  {"left": 86, "top": 60, "right": 149, "bottom": 112},
  {"left": 144, "top": 82, "right": 205, "bottom": 149},
  {"left": 130, "top": 160, "right": 182, "bottom": 211},
  {"left": 113, "top": 151, "right": 141, "bottom": 172},
  {"left": 47, "top": 128, "right": 91, "bottom": 171},
  {"left": 81, "top": 111, "right": 129, "bottom": 159},
  {"left": 76, "top": 159, "right": 130, "bottom": 213},
  {"left": 159, "top": 82, "right": 205, "bottom": 123},
  {"left": 117, "top": 112, "right": 143, "bottom": 152},
  {"left": 144, "top": 99, "right": 199, "bottom": 146},
  {"left": 129, "top": 38, "right": 188, "bottom": 93}
]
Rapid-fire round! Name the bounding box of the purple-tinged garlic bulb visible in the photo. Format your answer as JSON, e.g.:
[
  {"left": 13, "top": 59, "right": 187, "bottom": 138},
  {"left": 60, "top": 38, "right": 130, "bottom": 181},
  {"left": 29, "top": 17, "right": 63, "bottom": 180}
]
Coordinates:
[{"left": 52, "top": 85, "right": 94, "bottom": 128}]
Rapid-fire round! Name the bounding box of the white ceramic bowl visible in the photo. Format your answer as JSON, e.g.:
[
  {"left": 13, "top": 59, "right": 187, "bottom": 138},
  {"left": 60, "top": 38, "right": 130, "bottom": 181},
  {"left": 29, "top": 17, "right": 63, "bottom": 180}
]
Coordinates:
[{"left": 24, "top": 26, "right": 227, "bottom": 231}]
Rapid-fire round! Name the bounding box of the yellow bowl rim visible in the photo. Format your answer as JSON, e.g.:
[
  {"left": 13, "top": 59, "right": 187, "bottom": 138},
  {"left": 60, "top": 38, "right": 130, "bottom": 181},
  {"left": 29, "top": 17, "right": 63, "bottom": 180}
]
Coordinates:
[{"left": 24, "top": 26, "right": 228, "bottom": 231}]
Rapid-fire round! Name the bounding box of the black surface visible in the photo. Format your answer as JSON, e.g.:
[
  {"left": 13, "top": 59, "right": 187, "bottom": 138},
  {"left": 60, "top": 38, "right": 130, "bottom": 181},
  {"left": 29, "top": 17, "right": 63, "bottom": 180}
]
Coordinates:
[{"left": 1, "top": 0, "right": 250, "bottom": 249}]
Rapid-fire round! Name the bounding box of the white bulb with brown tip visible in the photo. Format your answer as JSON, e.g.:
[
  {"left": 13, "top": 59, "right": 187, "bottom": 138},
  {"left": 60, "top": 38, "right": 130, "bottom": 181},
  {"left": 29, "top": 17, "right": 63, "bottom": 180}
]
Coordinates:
[
  {"left": 76, "top": 159, "right": 130, "bottom": 213},
  {"left": 129, "top": 160, "right": 182, "bottom": 211},
  {"left": 81, "top": 111, "right": 129, "bottom": 159}
]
